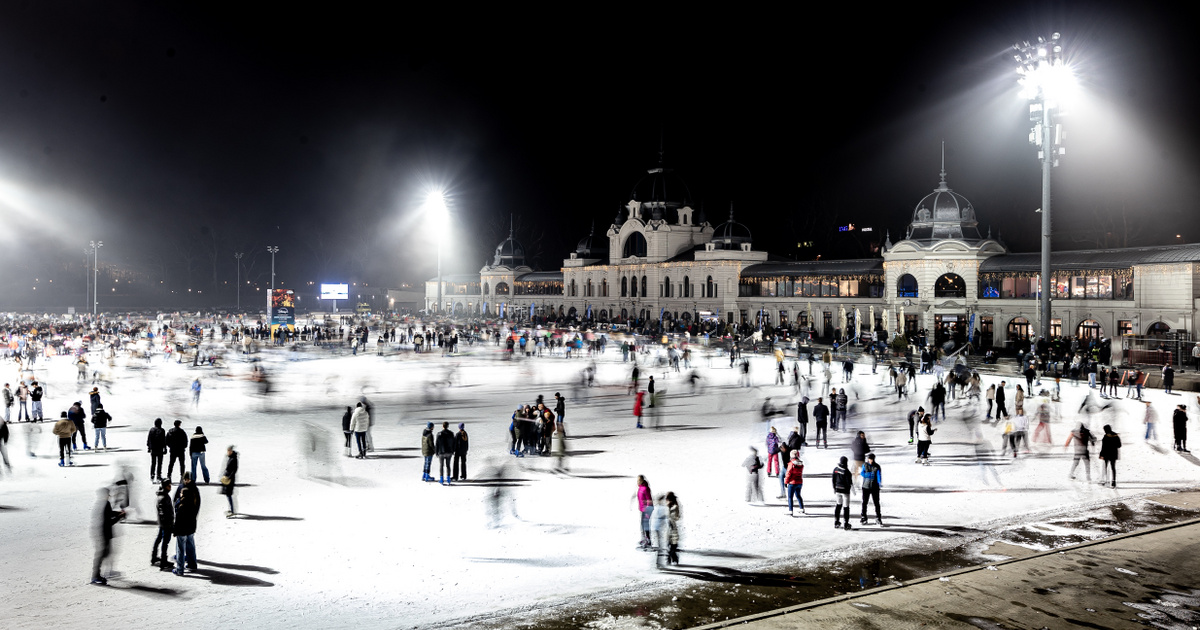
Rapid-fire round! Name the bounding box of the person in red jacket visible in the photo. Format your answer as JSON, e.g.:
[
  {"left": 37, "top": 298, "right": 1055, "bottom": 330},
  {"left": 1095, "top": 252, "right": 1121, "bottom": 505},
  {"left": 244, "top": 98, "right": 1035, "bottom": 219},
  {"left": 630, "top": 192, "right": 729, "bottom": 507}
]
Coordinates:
[
  {"left": 634, "top": 391, "right": 645, "bottom": 429},
  {"left": 784, "top": 451, "right": 804, "bottom": 516}
]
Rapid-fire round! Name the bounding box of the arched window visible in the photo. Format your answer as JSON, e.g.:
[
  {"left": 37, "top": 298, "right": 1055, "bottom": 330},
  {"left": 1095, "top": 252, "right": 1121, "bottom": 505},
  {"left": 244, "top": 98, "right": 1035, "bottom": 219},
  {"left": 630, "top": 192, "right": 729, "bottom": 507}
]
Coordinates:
[
  {"left": 1147, "top": 322, "right": 1171, "bottom": 336},
  {"left": 569, "top": 280, "right": 577, "bottom": 297},
  {"left": 706, "top": 276, "right": 714, "bottom": 298},
  {"left": 641, "top": 275, "right": 648, "bottom": 298},
  {"left": 585, "top": 279, "right": 593, "bottom": 297},
  {"left": 601, "top": 279, "right": 608, "bottom": 297},
  {"left": 683, "top": 276, "right": 690, "bottom": 298},
  {"left": 897, "top": 274, "right": 919, "bottom": 298},
  {"left": 495, "top": 282, "right": 510, "bottom": 296},
  {"left": 622, "top": 232, "right": 648, "bottom": 258},
  {"left": 935, "top": 273, "right": 966, "bottom": 298},
  {"left": 1076, "top": 319, "right": 1103, "bottom": 340},
  {"left": 1007, "top": 316, "right": 1030, "bottom": 340},
  {"left": 483, "top": 282, "right": 490, "bottom": 295},
  {"left": 630, "top": 276, "right": 638, "bottom": 298},
  {"left": 621, "top": 277, "right": 628, "bottom": 297},
  {"left": 663, "top": 275, "right": 672, "bottom": 298}
]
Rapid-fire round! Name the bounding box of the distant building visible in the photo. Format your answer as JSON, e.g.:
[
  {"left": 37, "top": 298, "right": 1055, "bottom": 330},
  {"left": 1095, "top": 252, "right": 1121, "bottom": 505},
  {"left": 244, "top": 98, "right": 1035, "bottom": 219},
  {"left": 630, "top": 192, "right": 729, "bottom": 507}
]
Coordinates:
[{"left": 428, "top": 157, "right": 1199, "bottom": 349}]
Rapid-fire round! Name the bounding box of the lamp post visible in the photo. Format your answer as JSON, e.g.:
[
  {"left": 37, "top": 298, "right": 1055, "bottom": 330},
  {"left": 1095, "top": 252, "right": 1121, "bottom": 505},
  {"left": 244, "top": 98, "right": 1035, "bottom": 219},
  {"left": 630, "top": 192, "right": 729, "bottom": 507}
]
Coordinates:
[
  {"left": 90, "top": 240, "right": 103, "bottom": 315},
  {"left": 234, "top": 252, "right": 244, "bottom": 312},
  {"left": 267, "top": 246, "right": 279, "bottom": 318},
  {"left": 84, "top": 247, "right": 91, "bottom": 314},
  {"left": 1015, "top": 32, "right": 1070, "bottom": 341},
  {"left": 424, "top": 191, "right": 449, "bottom": 317}
]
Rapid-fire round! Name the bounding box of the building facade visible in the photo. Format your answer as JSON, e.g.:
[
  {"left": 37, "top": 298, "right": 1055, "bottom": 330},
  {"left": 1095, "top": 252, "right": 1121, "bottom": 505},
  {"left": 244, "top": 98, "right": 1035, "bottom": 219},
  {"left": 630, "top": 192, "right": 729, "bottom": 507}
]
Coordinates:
[{"left": 427, "top": 159, "right": 1199, "bottom": 348}]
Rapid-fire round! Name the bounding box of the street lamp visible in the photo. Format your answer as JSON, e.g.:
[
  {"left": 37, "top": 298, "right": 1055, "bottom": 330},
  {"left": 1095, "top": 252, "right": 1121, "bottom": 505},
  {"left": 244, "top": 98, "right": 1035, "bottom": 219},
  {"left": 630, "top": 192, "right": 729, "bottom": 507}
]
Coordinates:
[
  {"left": 267, "top": 246, "right": 279, "bottom": 318},
  {"left": 234, "top": 252, "right": 244, "bottom": 312},
  {"left": 423, "top": 190, "right": 450, "bottom": 316},
  {"left": 90, "top": 240, "right": 103, "bottom": 315},
  {"left": 1015, "top": 32, "right": 1073, "bottom": 341}
]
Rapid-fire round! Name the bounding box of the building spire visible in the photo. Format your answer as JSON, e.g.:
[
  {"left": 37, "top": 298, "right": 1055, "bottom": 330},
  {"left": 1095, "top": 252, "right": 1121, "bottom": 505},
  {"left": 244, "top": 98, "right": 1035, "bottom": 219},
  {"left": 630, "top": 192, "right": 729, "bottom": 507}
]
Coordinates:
[
  {"left": 938, "top": 140, "right": 949, "bottom": 191},
  {"left": 658, "top": 126, "right": 665, "bottom": 166}
]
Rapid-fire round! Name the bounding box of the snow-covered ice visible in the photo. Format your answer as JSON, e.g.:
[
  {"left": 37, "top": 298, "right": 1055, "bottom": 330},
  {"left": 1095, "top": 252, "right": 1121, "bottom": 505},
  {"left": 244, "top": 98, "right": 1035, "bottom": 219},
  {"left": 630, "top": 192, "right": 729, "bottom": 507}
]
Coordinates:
[{"left": 2, "top": 345, "right": 1196, "bottom": 629}]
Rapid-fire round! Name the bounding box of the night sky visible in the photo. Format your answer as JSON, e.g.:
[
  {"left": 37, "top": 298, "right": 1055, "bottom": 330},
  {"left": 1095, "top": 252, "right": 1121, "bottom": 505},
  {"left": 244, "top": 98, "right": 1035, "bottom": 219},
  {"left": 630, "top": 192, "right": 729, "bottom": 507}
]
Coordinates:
[{"left": 1, "top": 2, "right": 1197, "bottom": 310}]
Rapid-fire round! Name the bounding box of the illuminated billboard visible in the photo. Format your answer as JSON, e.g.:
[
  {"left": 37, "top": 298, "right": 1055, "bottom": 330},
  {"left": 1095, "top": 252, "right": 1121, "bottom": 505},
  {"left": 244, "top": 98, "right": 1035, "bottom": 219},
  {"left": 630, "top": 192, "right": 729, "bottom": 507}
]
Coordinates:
[
  {"left": 320, "top": 283, "right": 349, "bottom": 300},
  {"left": 271, "top": 289, "right": 296, "bottom": 325}
]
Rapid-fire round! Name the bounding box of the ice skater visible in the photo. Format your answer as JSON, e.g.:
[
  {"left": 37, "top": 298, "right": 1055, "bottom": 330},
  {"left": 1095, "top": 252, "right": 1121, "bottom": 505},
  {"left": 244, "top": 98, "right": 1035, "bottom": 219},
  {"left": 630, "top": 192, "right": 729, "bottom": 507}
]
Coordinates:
[
  {"left": 90, "top": 487, "right": 126, "bottom": 585},
  {"left": 859, "top": 453, "right": 883, "bottom": 526},
  {"left": 743, "top": 446, "right": 764, "bottom": 504}
]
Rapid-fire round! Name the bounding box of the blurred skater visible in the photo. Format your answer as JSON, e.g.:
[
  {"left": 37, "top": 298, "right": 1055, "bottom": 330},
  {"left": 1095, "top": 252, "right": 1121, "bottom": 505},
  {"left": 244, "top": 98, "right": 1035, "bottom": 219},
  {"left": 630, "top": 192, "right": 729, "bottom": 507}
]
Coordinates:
[{"left": 90, "top": 487, "right": 126, "bottom": 585}]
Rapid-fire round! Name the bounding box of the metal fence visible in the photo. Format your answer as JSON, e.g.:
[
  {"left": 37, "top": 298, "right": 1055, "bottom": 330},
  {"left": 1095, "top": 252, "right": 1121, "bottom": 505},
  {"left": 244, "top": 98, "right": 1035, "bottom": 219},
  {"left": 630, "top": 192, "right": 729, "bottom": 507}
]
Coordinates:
[{"left": 1118, "top": 333, "right": 1196, "bottom": 369}]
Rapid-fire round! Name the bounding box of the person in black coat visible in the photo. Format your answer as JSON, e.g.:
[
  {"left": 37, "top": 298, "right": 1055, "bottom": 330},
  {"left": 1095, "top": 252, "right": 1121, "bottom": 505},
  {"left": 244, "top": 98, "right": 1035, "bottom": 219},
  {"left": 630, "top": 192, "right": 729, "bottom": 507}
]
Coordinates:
[
  {"left": 1173, "top": 404, "right": 1189, "bottom": 452},
  {"left": 147, "top": 418, "right": 167, "bottom": 481},
  {"left": 165, "top": 420, "right": 188, "bottom": 483},
  {"left": 1099, "top": 425, "right": 1122, "bottom": 488},
  {"left": 452, "top": 423, "right": 469, "bottom": 481},
  {"left": 435, "top": 421, "right": 456, "bottom": 485},
  {"left": 91, "top": 487, "right": 125, "bottom": 585},
  {"left": 220, "top": 446, "right": 239, "bottom": 517},
  {"left": 812, "top": 398, "right": 830, "bottom": 449},
  {"left": 172, "top": 472, "right": 201, "bottom": 575},
  {"left": 796, "top": 397, "right": 810, "bottom": 445},
  {"left": 341, "top": 406, "right": 353, "bottom": 457},
  {"left": 151, "top": 480, "right": 174, "bottom": 569},
  {"left": 832, "top": 456, "right": 852, "bottom": 530}
]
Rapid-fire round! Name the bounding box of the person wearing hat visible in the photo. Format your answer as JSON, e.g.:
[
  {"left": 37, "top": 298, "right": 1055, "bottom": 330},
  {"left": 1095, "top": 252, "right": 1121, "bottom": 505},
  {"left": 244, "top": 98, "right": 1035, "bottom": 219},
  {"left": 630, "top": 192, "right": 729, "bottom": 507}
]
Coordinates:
[
  {"left": 420, "top": 421, "right": 435, "bottom": 481},
  {"left": 91, "top": 404, "right": 112, "bottom": 451},
  {"left": 831, "top": 456, "right": 852, "bottom": 530},
  {"left": 29, "top": 381, "right": 44, "bottom": 422},
  {"left": 859, "top": 453, "right": 883, "bottom": 526},
  {"left": 452, "top": 423, "right": 469, "bottom": 481}
]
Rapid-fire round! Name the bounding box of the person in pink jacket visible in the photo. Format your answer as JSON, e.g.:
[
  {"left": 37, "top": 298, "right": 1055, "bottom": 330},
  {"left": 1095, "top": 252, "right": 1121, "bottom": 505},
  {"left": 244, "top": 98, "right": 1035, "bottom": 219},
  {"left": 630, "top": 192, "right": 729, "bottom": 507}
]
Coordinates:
[{"left": 636, "top": 475, "right": 653, "bottom": 549}]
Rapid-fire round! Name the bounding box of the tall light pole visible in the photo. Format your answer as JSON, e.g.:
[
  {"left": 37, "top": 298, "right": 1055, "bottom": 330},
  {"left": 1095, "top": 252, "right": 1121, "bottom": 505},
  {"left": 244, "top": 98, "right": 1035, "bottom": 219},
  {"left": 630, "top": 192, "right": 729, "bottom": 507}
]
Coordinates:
[
  {"left": 424, "top": 191, "right": 449, "bottom": 316},
  {"left": 90, "top": 240, "right": 103, "bottom": 315},
  {"left": 234, "top": 252, "right": 244, "bottom": 312},
  {"left": 84, "top": 247, "right": 91, "bottom": 314},
  {"left": 267, "top": 246, "right": 279, "bottom": 318},
  {"left": 1015, "top": 32, "right": 1071, "bottom": 341}
]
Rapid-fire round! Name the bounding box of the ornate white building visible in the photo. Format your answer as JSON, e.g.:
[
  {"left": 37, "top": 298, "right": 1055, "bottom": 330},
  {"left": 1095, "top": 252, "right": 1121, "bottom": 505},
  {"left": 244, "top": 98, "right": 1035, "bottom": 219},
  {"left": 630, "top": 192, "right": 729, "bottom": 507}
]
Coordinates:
[{"left": 427, "top": 157, "right": 1200, "bottom": 350}]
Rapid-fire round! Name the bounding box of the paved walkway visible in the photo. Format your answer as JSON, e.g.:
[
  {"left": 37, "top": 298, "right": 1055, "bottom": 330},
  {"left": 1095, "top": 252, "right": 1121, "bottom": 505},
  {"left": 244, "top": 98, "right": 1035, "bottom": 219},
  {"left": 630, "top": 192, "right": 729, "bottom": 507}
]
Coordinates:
[{"left": 694, "top": 493, "right": 1200, "bottom": 630}]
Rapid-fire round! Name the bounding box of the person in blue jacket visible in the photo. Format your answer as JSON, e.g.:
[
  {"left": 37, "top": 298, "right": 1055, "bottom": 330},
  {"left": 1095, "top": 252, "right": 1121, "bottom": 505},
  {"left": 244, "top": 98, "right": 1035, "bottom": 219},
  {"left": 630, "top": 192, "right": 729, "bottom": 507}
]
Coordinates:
[{"left": 859, "top": 453, "right": 883, "bottom": 526}]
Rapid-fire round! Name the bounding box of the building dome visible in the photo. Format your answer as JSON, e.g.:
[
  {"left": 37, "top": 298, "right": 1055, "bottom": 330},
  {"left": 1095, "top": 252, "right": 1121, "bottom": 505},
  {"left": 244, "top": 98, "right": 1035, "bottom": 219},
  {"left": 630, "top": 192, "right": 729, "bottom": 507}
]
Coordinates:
[
  {"left": 710, "top": 205, "right": 752, "bottom": 250},
  {"left": 575, "top": 223, "right": 608, "bottom": 258},
  {"left": 906, "top": 162, "right": 982, "bottom": 242},
  {"left": 492, "top": 233, "right": 526, "bottom": 267}
]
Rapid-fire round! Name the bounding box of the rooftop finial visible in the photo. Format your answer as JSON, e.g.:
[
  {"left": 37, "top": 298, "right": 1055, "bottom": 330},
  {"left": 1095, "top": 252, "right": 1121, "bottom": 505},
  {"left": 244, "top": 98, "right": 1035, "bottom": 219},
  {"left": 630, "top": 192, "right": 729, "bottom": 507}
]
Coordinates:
[
  {"left": 938, "top": 141, "right": 949, "bottom": 191},
  {"left": 659, "top": 126, "right": 664, "bottom": 165},
  {"left": 509, "top": 214, "right": 514, "bottom": 239},
  {"left": 729, "top": 202, "right": 735, "bottom": 222}
]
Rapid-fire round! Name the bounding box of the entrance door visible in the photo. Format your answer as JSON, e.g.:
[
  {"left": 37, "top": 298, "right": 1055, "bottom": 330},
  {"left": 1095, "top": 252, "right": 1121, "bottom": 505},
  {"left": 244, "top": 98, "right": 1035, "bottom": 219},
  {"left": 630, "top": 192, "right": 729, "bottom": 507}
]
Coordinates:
[{"left": 934, "top": 314, "right": 963, "bottom": 348}]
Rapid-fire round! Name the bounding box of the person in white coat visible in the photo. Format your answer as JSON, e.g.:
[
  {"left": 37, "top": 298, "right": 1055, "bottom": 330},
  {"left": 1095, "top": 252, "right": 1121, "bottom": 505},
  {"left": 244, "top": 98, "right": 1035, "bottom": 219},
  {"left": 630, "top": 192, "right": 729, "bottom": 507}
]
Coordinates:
[{"left": 349, "top": 403, "right": 371, "bottom": 459}]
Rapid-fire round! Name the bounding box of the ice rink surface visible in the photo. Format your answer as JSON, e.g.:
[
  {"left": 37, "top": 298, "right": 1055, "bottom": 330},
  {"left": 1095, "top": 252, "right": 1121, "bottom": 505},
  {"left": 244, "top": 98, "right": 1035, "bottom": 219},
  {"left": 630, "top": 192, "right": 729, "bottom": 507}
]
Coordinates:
[{"left": 2, "top": 345, "right": 1196, "bottom": 629}]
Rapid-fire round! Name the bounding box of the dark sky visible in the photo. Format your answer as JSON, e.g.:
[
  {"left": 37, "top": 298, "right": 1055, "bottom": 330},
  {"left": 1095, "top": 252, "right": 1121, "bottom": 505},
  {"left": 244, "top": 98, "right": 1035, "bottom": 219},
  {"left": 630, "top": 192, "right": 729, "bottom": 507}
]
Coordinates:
[{"left": 1, "top": 2, "right": 1197, "bottom": 309}]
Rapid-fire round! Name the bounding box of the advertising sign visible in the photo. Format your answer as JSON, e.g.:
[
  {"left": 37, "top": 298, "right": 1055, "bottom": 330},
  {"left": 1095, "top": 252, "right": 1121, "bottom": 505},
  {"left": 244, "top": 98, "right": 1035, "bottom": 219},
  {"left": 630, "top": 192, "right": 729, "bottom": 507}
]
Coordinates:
[
  {"left": 320, "top": 283, "right": 349, "bottom": 300},
  {"left": 271, "top": 289, "right": 296, "bottom": 326}
]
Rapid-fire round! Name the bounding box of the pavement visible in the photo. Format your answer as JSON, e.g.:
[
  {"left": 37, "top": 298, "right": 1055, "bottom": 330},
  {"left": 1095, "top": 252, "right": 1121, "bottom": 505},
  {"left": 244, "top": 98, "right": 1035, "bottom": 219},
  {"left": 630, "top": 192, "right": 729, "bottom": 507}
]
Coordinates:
[{"left": 693, "top": 492, "right": 1200, "bottom": 630}]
